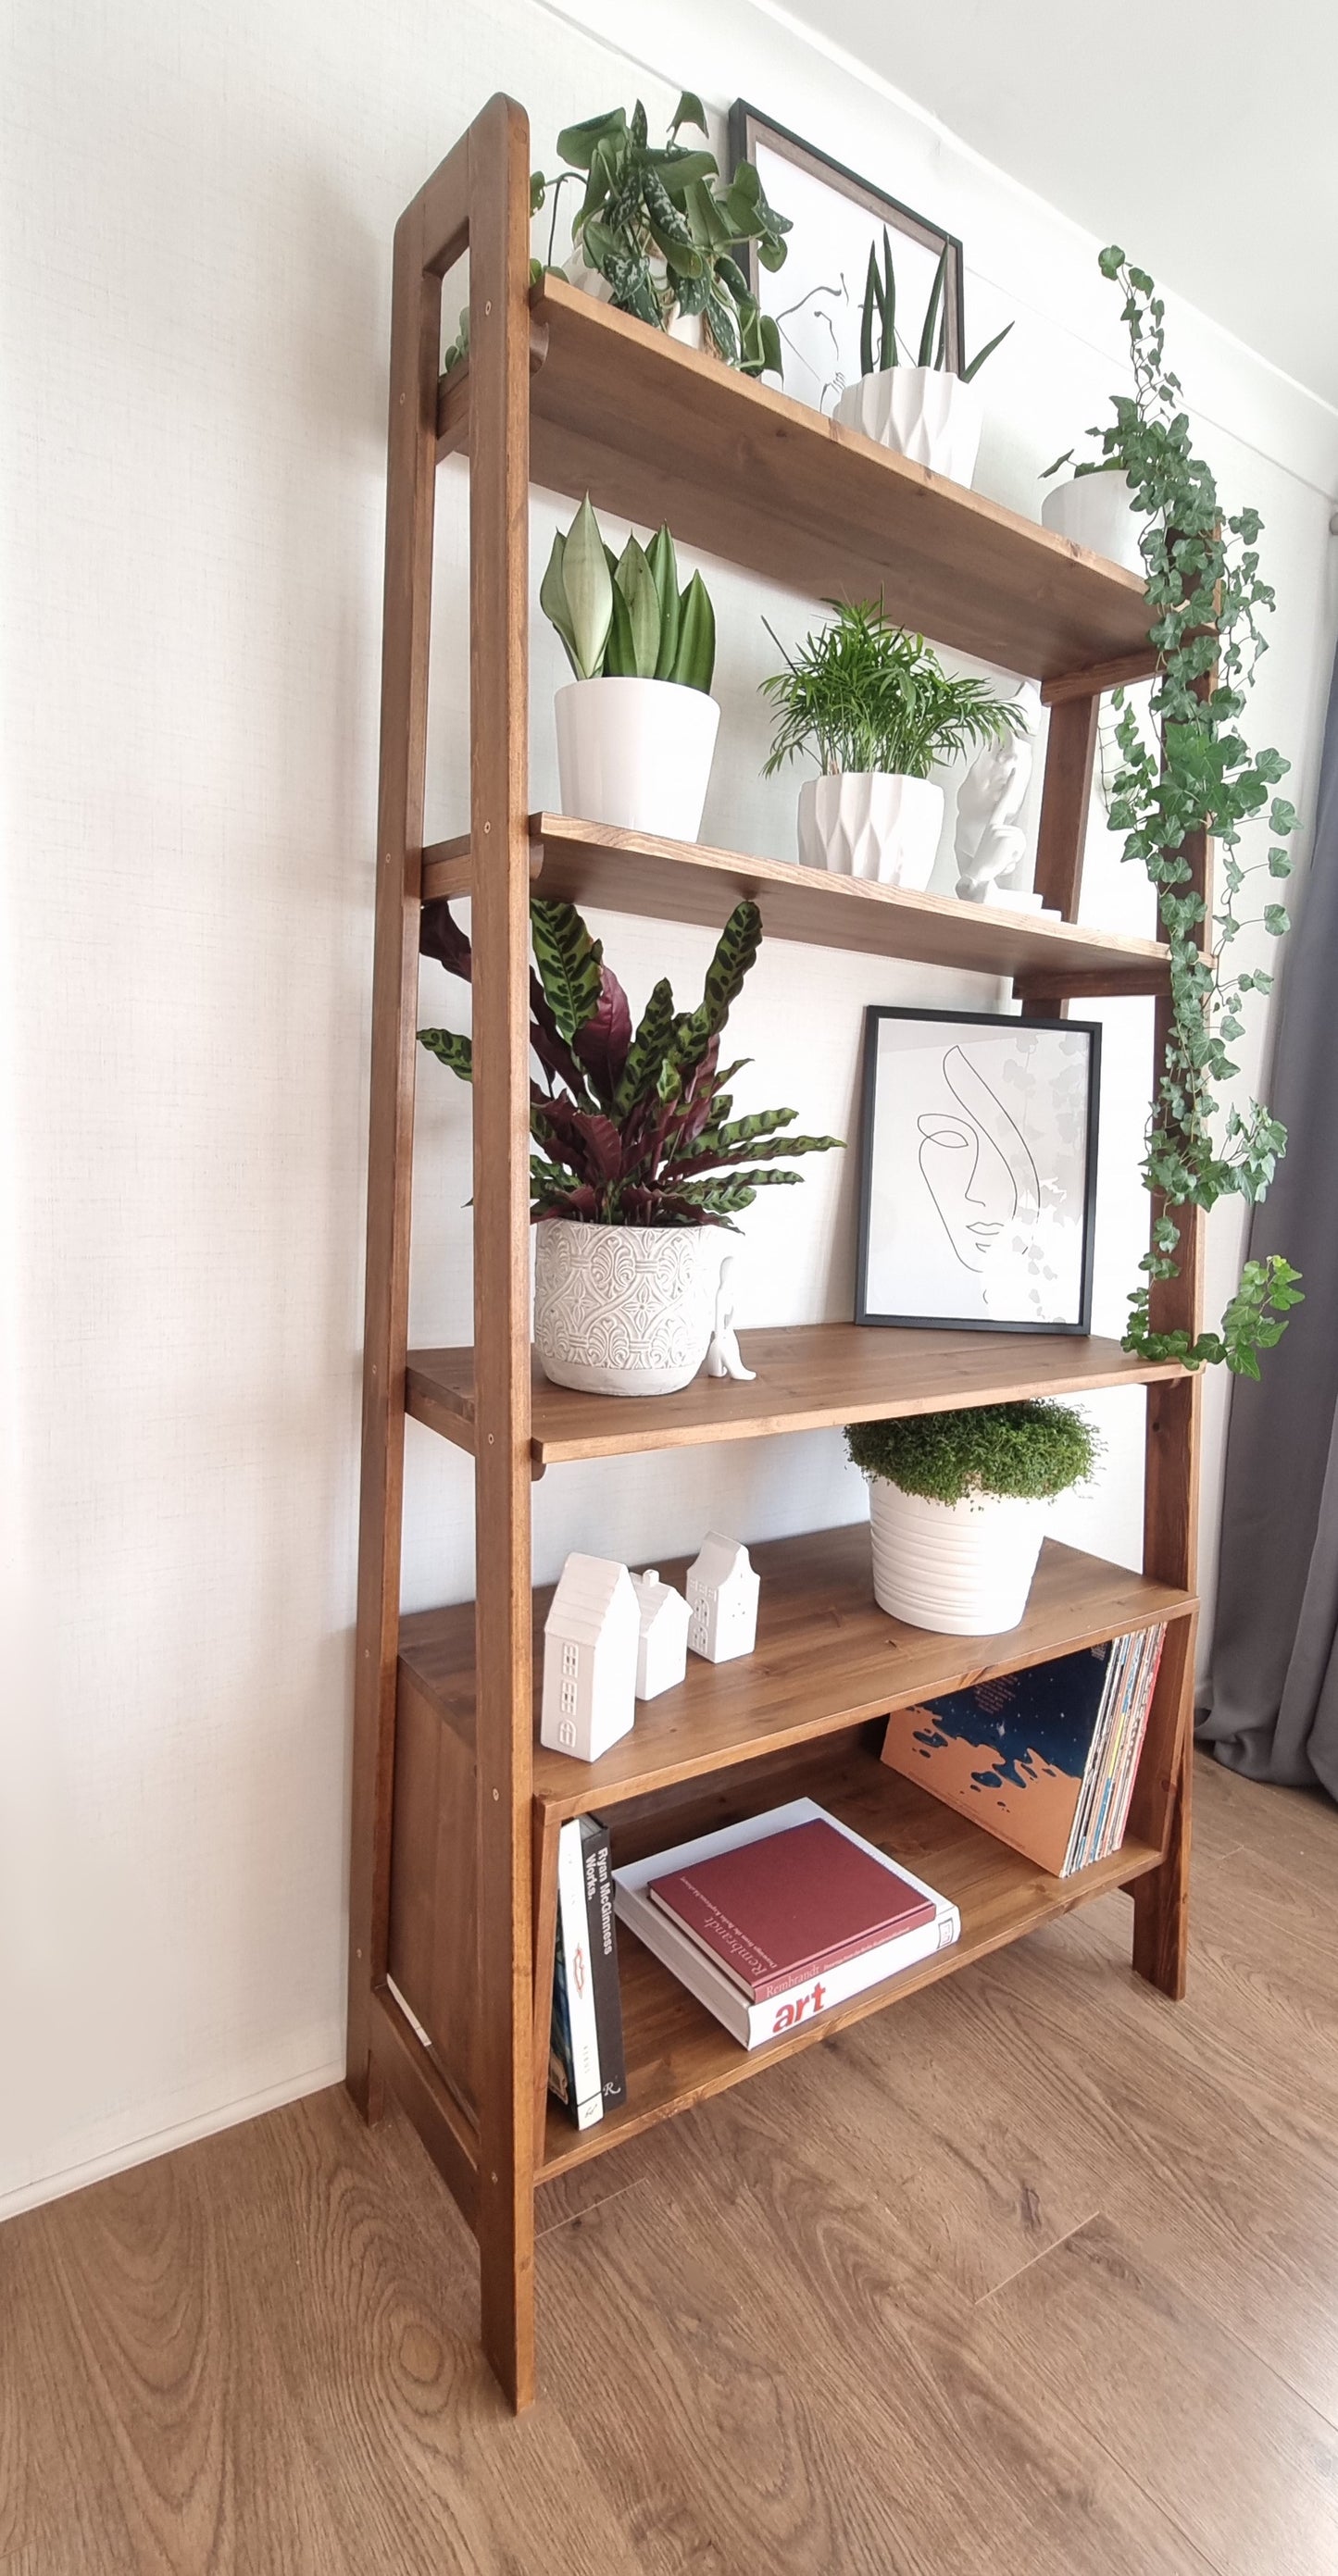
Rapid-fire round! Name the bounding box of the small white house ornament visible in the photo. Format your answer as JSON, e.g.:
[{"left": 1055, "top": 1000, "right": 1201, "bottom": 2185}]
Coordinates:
[
  {"left": 686, "top": 1532, "right": 760, "bottom": 1665},
  {"left": 631, "top": 1569, "right": 692, "bottom": 1700},
  {"left": 541, "top": 1554, "right": 639, "bottom": 1761}
]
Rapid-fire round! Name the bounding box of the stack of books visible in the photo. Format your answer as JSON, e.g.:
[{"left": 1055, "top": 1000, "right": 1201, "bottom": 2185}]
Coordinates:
[
  {"left": 548, "top": 1815, "right": 627, "bottom": 2130},
  {"left": 880, "top": 1624, "right": 1166, "bottom": 1876},
  {"left": 613, "top": 1797, "right": 959, "bottom": 2050}
]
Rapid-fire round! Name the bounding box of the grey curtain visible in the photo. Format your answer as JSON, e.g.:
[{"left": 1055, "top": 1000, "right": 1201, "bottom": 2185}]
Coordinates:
[{"left": 1199, "top": 641, "right": 1338, "bottom": 1799}]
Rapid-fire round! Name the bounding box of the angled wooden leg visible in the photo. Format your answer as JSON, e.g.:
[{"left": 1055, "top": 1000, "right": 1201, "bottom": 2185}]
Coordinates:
[
  {"left": 469, "top": 93, "right": 537, "bottom": 2416},
  {"left": 1126, "top": 1603, "right": 1196, "bottom": 1999}
]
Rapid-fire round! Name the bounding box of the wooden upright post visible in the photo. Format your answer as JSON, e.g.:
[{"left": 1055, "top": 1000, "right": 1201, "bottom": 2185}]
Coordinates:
[
  {"left": 346, "top": 138, "right": 469, "bottom": 2120},
  {"left": 465, "top": 94, "right": 537, "bottom": 2413}
]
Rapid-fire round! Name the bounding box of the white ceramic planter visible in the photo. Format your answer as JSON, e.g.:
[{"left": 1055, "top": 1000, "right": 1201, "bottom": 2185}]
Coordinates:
[
  {"left": 1041, "top": 469, "right": 1144, "bottom": 576},
  {"left": 555, "top": 677, "right": 720, "bottom": 843},
  {"left": 868, "top": 1478, "right": 1047, "bottom": 1636},
  {"left": 797, "top": 773, "right": 944, "bottom": 886},
  {"left": 534, "top": 1222, "right": 719, "bottom": 1397},
  {"left": 834, "top": 367, "right": 982, "bottom": 487}
]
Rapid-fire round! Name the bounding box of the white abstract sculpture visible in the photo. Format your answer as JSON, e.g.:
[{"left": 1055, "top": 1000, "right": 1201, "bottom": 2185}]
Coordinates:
[
  {"left": 954, "top": 684, "right": 1042, "bottom": 903},
  {"left": 631, "top": 1568, "right": 692, "bottom": 1701},
  {"left": 541, "top": 1554, "right": 639, "bottom": 1761},
  {"left": 686, "top": 1532, "right": 760, "bottom": 1665},
  {"left": 706, "top": 1254, "right": 756, "bottom": 1382}
]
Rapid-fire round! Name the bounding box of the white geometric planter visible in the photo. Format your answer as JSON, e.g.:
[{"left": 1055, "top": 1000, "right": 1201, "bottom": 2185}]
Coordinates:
[
  {"left": 555, "top": 677, "right": 720, "bottom": 843},
  {"left": 1041, "top": 470, "right": 1144, "bottom": 577},
  {"left": 868, "top": 1478, "right": 1047, "bottom": 1636},
  {"left": 834, "top": 367, "right": 982, "bottom": 487},
  {"left": 797, "top": 772, "right": 944, "bottom": 887},
  {"left": 533, "top": 1223, "right": 719, "bottom": 1397}
]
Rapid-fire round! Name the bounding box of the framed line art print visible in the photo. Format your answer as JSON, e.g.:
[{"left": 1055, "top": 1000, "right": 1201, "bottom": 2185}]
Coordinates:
[{"left": 855, "top": 1006, "right": 1100, "bottom": 1336}]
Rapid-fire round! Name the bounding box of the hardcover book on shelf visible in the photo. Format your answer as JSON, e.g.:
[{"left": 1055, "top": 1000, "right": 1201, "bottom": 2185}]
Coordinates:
[
  {"left": 580, "top": 1813, "right": 627, "bottom": 2109},
  {"left": 879, "top": 1629, "right": 1166, "bottom": 1877},
  {"left": 647, "top": 1815, "right": 936, "bottom": 2001},
  {"left": 548, "top": 1816, "right": 604, "bottom": 2129},
  {"left": 614, "top": 1798, "right": 960, "bottom": 2050}
]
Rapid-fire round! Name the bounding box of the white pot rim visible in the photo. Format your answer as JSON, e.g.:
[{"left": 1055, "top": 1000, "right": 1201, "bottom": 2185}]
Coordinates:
[{"left": 556, "top": 673, "right": 719, "bottom": 707}]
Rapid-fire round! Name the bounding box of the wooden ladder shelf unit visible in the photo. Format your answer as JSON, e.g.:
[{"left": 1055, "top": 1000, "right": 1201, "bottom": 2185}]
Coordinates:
[{"left": 350, "top": 97, "right": 1203, "bottom": 2412}]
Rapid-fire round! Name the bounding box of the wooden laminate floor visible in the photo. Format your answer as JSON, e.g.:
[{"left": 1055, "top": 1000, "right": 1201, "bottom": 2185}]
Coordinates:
[{"left": 4, "top": 1753, "right": 1337, "bottom": 2576}]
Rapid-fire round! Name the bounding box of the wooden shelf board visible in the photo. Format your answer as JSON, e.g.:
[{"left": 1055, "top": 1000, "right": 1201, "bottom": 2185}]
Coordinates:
[
  {"left": 405, "top": 1322, "right": 1186, "bottom": 1467},
  {"left": 420, "top": 813, "right": 1171, "bottom": 997},
  {"left": 399, "top": 1526, "right": 1194, "bottom": 1820},
  {"left": 536, "top": 1737, "right": 1162, "bottom": 2178},
  {"left": 436, "top": 278, "right": 1157, "bottom": 686}
]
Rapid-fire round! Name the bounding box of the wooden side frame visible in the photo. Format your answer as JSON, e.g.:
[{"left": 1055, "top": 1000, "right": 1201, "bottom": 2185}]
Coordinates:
[
  {"left": 1030, "top": 670, "right": 1199, "bottom": 2000},
  {"left": 347, "top": 95, "right": 538, "bottom": 2411}
]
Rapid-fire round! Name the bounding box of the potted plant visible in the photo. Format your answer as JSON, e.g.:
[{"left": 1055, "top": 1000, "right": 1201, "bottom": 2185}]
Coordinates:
[
  {"left": 544, "top": 497, "right": 719, "bottom": 841},
  {"left": 419, "top": 894, "right": 842, "bottom": 1396},
  {"left": 535, "top": 94, "right": 790, "bottom": 377},
  {"left": 832, "top": 230, "right": 1013, "bottom": 486},
  {"left": 846, "top": 1400, "right": 1097, "bottom": 1635},
  {"left": 1040, "top": 450, "right": 1144, "bottom": 575},
  {"left": 761, "top": 601, "right": 1029, "bottom": 886},
  {"left": 1077, "top": 250, "right": 1302, "bottom": 1379}
]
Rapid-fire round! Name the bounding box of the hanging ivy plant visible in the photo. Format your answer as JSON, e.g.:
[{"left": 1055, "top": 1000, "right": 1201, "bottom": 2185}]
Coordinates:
[{"left": 1069, "top": 248, "right": 1303, "bottom": 1376}]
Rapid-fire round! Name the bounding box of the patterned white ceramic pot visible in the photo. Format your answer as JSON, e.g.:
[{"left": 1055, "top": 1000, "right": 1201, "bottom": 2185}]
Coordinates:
[
  {"left": 833, "top": 367, "right": 982, "bottom": 486},
  {"left": 1041, "top": 469, "right": 1144, "bottom": 576},
  {"left": 868, "top": 1477, "right": 1047, "bottom": 1636},
  {"left": 797, "top": 773, "right": 944, "bottom": 886},
  {"left": 534, "top": 1223, "right": 719, "bottom": 1396}
]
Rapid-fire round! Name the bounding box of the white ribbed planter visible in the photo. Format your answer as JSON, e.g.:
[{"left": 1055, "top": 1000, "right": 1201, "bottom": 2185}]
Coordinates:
[
  {"left": 1041, "top": 470, "right": 1144, "bottom": 576},
  {"left": 869, "top": 1478, "right": 1047, "bottom": 1635},
  {"left": 534, "top": 1223, "right": 719, "bottom": 1397},
  {"left": 797, "top": 773, "right": 943, "bottom": 885},
  {"left": 834, "top": 367, "right": 982, "bottom": 486},
  {"left": 556, "top": 678, "right": 720, "bottom": 843}
]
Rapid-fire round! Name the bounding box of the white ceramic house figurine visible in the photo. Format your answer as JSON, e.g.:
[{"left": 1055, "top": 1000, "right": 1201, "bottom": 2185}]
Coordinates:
[
  {"left": 706, "top": 1254, "right": 756, "bottom": 1383},
  {"left": 631, "top": 1568, "right": 692, "bottom": 1700},
  {"left": 541, "top": 1554, "right": 639, "bottom": 1761},
  {"left": 954, "top": 684, "right": 1042, "bottom": 903},
  {"left": 686, "top": 1532, "right": 760, "bottom": 1665}
]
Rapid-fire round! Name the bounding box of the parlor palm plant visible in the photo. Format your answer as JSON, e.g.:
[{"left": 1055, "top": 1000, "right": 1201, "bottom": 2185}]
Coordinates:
[{"left": 761, "top": 602, "right": 1028, "bottom": 886}]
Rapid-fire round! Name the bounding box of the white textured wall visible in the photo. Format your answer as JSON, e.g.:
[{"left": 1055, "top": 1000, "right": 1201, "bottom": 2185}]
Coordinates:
[{"left": 3, "top": 0, "right": 1335, "bottom": 2213}]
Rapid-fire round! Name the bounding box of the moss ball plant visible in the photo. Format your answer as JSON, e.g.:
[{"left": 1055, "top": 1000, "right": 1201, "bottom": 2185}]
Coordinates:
[{"left": 845, "top": 1400, "right": 1098, "bottom": 1511}]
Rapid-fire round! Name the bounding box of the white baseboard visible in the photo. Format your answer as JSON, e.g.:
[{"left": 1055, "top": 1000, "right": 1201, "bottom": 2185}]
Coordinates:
[{"left": 0, "top": 2048, "right": 346, "bottom": 2224}]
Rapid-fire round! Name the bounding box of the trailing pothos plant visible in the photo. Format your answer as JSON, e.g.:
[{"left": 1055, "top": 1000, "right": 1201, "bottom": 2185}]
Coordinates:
[
  {"left": 418, "top": 894, "right": 841, "bottom": 1226},
  {"left": 539, "top": 93, "right": 791, "bottom": 378},
  {"left": 1070, "top": 249, "right": 1303, "bottom": 1377}
]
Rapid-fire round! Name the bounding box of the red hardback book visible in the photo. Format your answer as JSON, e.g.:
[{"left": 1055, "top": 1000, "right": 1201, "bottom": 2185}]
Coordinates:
[{"left": 646, "top": 1817, "right": 936, "bottom": 2001}]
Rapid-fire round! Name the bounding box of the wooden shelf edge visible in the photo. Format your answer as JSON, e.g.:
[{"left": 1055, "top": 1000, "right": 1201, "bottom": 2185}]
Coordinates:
[
  {"left": 420, "top": 814, "right": 1171, "bottom": 996},
  {"left": 537, "top": 1833, "right": 1162, "bottom": 2180}
]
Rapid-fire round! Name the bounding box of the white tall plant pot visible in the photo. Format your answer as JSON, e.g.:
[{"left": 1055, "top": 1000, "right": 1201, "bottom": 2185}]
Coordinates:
[
  {"left": 834, "top": 367, "right": 982, "bottom": 486},
  {"left": 534, "top": 1223, "right": 719, "bottom": 1397},
  {"left": 556, "top": 677, "right": 720, "bottom": 844},
  {"left": 869, "top": 1479, "right": 1048, "bottom": 1636},
  {"left": 1041, "top": 470, "right": 1144, "bottom": 576},
  {"left": 797, "top": 773, "right": 944, "bottom": 886}
]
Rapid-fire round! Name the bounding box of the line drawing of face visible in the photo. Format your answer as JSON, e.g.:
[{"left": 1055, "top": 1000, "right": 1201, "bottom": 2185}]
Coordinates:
[{"left": 917, "top": 1044, "right": 1042, "bottom": 1276}]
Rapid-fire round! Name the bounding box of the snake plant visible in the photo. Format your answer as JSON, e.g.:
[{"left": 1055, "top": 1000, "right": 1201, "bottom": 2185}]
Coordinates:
[
  {"left": 858, "top": 228, "right": 1013, "bottom": 382},
  {"left": 541, "top": 499, "right": 716, "bottom": 691}
]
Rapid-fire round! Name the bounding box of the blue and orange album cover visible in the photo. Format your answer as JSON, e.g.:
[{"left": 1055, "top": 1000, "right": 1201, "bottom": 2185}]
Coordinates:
[{"left": 881, "top": 1645, "right": 1119, "bottom": 1875}]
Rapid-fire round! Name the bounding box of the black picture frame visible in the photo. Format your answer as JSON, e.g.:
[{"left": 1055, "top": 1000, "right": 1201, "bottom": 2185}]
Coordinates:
[
  {"left": 854, "top": 1004, "right": 1101, "bottom": 1337},
  {"left": 727, "top": 100, "right": 965, "bottom": 379}
]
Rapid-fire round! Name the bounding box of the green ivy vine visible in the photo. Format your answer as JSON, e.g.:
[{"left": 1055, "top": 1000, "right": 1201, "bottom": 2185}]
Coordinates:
[{"left": 1079, "top": 247, "right": 1303, "bottom": 1375}]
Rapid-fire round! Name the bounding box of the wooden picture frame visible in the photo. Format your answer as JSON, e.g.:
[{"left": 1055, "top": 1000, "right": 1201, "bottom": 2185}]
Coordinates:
[
  {"left": 727, "top": 101, "right": 965, "bottom": 401},
  {"left": 855, "top": 1004, "right": 1101, "bottom": 1336}
]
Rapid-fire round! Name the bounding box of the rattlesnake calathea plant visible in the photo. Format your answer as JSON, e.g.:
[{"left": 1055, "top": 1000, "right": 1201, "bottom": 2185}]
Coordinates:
[
  {"left": 418, "top": 894, "right": 842, "bottom": 1225},
  {"left": 1074, "top": 249, "right": 1303, "bottom": 1377}
]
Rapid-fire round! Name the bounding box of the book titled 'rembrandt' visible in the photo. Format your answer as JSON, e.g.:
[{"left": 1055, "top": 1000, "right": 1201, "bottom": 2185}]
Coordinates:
[{"left": 647, "top": 1815, "right": 937, "bottom": 2001}]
